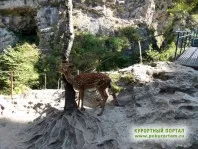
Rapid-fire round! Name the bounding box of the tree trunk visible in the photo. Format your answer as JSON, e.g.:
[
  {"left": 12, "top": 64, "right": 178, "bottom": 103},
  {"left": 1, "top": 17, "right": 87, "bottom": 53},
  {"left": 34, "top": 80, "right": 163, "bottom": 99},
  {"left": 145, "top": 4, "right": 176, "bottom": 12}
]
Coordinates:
[
  {"left": 61, "top": 0, "right": 77, "bottom": 111},
  {"left": 62, "top": 75, "right": 77, "bottom": 111},
  {"left": 63, "top": 0, "right": 75, "bottom": 62}
]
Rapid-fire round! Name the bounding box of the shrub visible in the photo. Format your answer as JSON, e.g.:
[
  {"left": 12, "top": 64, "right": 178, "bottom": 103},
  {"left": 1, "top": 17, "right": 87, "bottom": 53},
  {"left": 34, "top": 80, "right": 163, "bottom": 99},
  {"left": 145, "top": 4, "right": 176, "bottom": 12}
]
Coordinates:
[
  {"left": 119, "top": 26, "right": 141, "bottom": 42},
  {"left": 71, "top": 33, "right": 131, "bottom": 72},
  {"left": 169, "top": 0, "right": 198, "bottom": 13},
  {"left": 71, "top": 33, "right": 105, "bottom": 72},
  {"left": 0, "top": 43, "right": 40, "bottom": 94},
  {"left": 108, "top": 73, "right": 123, "bottom": 93},
  {"left": 121, "top": 72, "right": 135, "bottom": 84},
  {"left": 145, "top": 42, "right": 176, "bottom": 62},
  {"left": 36, "top": 46, "right": 62, "bottom": 89}
]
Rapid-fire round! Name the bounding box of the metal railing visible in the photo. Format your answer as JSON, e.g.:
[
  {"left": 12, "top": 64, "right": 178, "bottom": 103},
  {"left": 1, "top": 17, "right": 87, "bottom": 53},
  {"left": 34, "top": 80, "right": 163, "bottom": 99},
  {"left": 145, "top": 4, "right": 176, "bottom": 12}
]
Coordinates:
[
  {"left": 191, "top": 29, "right": 198, "bottom": 47},
  {"left": 174, "top": 29, "right": 198, "bottom": 60}
]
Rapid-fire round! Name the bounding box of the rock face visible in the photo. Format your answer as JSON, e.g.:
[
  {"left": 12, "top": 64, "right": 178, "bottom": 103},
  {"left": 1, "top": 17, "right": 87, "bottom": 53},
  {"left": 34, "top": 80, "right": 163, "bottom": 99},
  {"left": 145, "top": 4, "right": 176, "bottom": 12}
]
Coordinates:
[
  {"left": 72, "top": 0, "right": 173, "bottom": 35},
  {"left": 0, "top": 0, "right": 197, "bottom": 54},
  {"left": 0, "top": 0, "right": 177, "bottom": 51},
  {"left": 20, "top": 62, "right": 198, "bottom": 149},
  {"left": 0, "top": 28, "right": 18, "bottom": 50}
]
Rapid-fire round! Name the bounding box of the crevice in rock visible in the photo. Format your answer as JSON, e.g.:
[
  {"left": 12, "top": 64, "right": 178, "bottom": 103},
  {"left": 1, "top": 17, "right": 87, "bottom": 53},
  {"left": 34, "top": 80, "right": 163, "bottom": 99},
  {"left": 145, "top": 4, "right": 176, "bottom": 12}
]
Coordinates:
[
  {"left": 179, "top": 105, "right": 198, "bottom": 111},
  {"left": 159, "top": 87, "right": 197, "bottom": 96},
  {"left": 159, "top": 88, "right": 176, "bottom": 94},
  {"left": 152, "top": 72, "right": 170, "bottom": 81}
]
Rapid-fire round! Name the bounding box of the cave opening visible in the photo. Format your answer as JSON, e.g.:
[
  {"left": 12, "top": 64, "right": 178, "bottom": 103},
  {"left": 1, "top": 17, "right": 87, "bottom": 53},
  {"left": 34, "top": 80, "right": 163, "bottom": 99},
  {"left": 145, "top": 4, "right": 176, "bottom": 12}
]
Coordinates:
[
  {"left": 16, "top": 26, "right": 39, "bottom": 46},
  {"left": 12, "top": 14, "right": 39, "bottom": 46},
  {"left": 0, "top": 7, "right": 39, "bottom": 47}
]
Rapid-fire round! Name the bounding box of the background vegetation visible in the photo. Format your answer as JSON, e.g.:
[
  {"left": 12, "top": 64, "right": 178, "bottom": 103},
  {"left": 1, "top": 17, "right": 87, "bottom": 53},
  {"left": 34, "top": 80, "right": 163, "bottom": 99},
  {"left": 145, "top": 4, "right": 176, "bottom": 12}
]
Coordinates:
[
  {"left": 0, "top": 0, "right": 197, "bottom": 94},
  {"left": 0, "top": 43, "right": 40, "bottom": 94},
  {"left": 35, "top": 45, "right": 62, "bottom": 89},
  {"left": 170, "top": 0, "right": 198, "bottom": 13},
  {"left": 71, "top": 32, "right": 131, "bottom": 72}
]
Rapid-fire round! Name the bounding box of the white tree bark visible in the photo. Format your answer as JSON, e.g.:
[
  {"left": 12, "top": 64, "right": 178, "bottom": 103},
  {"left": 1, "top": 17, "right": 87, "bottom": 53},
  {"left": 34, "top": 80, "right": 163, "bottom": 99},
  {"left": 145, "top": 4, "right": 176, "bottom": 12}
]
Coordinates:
[
  {"left": 63, "top": 0, "right": 75, "bottom": 61},
  {"left": 62, "top": 0, "right": 77, "bottom": 111}
]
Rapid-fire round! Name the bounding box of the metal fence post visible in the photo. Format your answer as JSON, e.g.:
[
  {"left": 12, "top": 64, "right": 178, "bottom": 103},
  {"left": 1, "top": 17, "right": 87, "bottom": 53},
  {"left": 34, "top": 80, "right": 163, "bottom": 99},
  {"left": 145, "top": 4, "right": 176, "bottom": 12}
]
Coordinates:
[
  {"left": 10, "top": 71, "right": 13, "bottom": 99},
  {"left": 175, "top": 32, "right": 180, "bottom": 60},
  {"left": 58, "top": 78, "right": 60, "bottom": 89},
  {"left": 180, "top": 32, "right": 185, "bottom": 55},
  {"left": 44, "top": 73, "right": 46, "bottom": 89},
  {"left": 138, "top": 41, "right": 142, "bottom": 64}
]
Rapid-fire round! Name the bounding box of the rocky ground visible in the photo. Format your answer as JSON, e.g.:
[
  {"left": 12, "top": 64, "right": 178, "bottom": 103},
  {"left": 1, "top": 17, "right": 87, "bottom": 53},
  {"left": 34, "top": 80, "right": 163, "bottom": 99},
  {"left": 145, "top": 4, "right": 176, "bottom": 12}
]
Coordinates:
[
  {"left": 0, "top": 62, "right": 198, "bottom": 149},
  {"left": 0, "top": 89, "right": 65, "bottom": 149}
]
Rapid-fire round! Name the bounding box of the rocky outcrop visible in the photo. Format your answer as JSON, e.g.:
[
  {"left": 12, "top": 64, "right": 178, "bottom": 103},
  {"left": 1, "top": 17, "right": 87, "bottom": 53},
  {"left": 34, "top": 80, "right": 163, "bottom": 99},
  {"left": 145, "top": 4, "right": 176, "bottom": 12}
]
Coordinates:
[
  {"left": 0, "top": 0, "right": 197, "bottom": 51},
  {"left": 0, "top": 28, "right": 18, "bottom": 50},
  {"left": 0, "top": 0, "right": 176, "bottom": 51},
  {"left": 72, "top": 0, "right": 174, "bottom": 35},
  {"left": 17, "top": 62, "right": 198, "bottom": 149},
  {"left": 1, "top": 62, "right": 198, "bottom": 149},
  {"left": 0, "top": 0, "right": 37, "bottom": 50}
]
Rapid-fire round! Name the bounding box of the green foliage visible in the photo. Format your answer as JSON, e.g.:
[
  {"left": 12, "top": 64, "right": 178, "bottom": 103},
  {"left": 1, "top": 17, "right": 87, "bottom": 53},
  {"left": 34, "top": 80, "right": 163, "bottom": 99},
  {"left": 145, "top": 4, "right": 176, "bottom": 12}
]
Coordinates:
[
  {"left": 121, "top": 72, "right": 135, "bottom": 84},
  {"left": 163, "top": 17, "right": 175, "bottom": 46},
  {"left": 110, "top": 82, "right": 123, "bottom": 93},
  {"left": 108, "top": 72, "right": 135, "bottom": 93},
  {"left": 0, "top": 43, "right": 40, "bottom": 94},
  {"left": 108, "top": 73, "right": 123, "bottom": 93},
  {"left": 145, "top": 42, "right": 176, "bottom": 62},
  {"left": 71, "top": 33, "right": 104, "bottom": 71},
  {"left": 107, "top": 36, "right": 130, "bottom": 52},
  {"left": 97, "top": 36, "right": 132, "bottom": 71},
  {"left": 71, "top": 32, "right": 131, "bottom": 71},
  {"left": 108, "top": 73, "right": 121, "bottom": 82},
  {"left": 169, "top": 0, "right": 198, "bottom": 13},
  {"left": 119, "top": 26, "right": 141, "bottom": 42},
  {"left": 192, "top": 14, "right": 198, "bottom": 23},
  {"left": 36, "top": 46, "right": 62, "bottom": 89}
]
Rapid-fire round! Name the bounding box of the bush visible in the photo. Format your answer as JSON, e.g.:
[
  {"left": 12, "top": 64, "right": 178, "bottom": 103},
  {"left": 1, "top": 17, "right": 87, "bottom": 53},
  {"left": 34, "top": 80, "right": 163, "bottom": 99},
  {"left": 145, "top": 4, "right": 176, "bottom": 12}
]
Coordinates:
[
  {"left": 145, "top": 42, "right": 176, "bottom": 62},
  {"left": 169, "top": 0, "right": 198, "bottom": 13},
  {"left": 119, "top": 26, "right": 141, "bottom": 42},
  {"left": 0, "top": 43, "right": 40, "bottom": 94},
  {"left": 36, "top": 46, "right": 62, "bottom": 89},
  {"left": 71, "top": 32, "right": 131, "bottom": 72},
  {"left": 71, "top": 33, "right": 105, "bottom": 72}
]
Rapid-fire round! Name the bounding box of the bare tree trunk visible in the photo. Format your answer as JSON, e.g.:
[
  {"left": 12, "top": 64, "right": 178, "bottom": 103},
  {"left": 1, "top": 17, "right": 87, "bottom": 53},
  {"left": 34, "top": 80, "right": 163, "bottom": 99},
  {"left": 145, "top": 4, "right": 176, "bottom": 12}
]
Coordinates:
[
  {"left": 61, "top": 0, "right": 77, "bottom": 112},
  {"left": 63, "top": 0, "right": 75, "bottom": 62},
  {"left": 62, "top": 75, "right": 77, "bottom": 112}
]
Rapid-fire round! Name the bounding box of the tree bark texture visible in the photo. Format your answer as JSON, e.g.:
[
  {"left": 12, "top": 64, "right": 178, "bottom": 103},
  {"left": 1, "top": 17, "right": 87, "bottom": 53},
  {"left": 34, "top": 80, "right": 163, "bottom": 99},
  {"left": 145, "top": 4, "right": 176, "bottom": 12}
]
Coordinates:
[
  {"left": 63, "top": 0, "right": 75, "bottom": 62},
  {"left": 61, "top": 0, "right": 77, "bottom": 111},
  {"left": 62, "top": 75, "right": 77, "bottom": 111}
]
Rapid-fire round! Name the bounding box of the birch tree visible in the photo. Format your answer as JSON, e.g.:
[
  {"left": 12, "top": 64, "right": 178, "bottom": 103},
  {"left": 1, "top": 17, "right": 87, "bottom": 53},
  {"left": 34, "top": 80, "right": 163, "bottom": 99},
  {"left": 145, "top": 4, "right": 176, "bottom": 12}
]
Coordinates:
[{"left": 61, "top": 0, "right": 77, "bottom": 112}]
